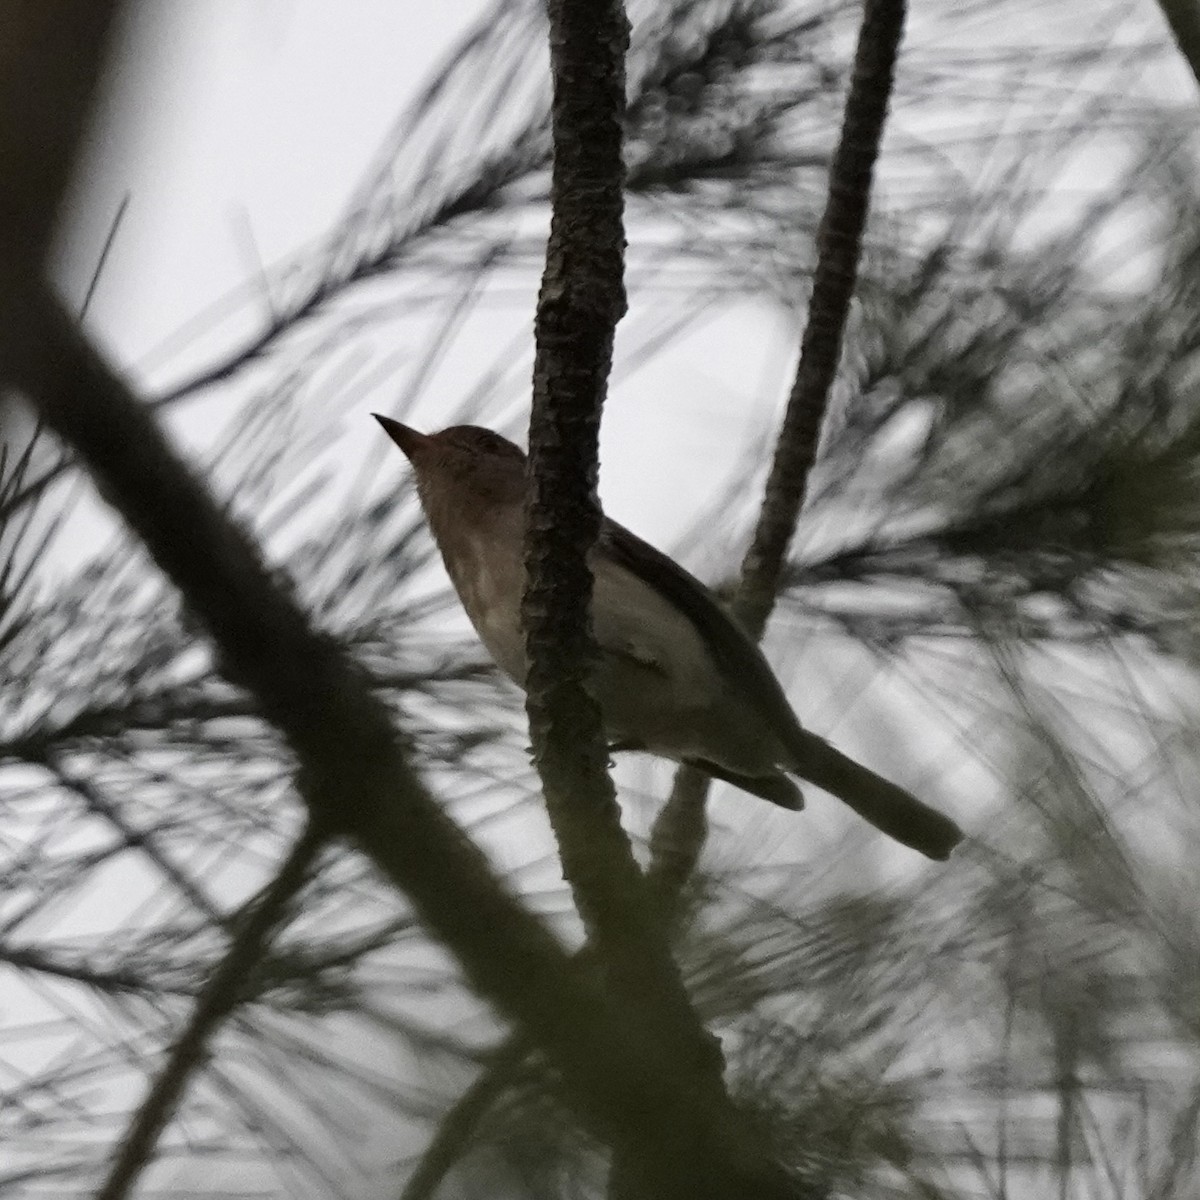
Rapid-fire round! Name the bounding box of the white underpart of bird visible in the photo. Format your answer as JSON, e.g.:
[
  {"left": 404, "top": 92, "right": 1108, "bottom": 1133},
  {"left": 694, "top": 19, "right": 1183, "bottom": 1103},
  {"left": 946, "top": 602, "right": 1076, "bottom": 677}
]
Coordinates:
[{"left": 375, "top": 415, "right": 963, "bottom": 861}]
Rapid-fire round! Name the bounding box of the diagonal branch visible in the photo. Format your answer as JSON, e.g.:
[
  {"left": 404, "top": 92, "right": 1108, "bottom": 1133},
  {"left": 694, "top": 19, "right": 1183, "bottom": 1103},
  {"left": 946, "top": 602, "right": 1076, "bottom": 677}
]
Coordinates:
[
  {"left": 0, "top": 1, "right": 121, "bottom": 288},
  {"left": 649, "top": 0, "right": 910, "bottom": 909},
  {"left": 398, "top": 1035, "right": 533, "bottom": 1200},
  {"left": 734, "top": 0, "right": 908, "bottom": 641},
  {"left": 10, "top": 288, "right": 797, "bottom": 1200}
]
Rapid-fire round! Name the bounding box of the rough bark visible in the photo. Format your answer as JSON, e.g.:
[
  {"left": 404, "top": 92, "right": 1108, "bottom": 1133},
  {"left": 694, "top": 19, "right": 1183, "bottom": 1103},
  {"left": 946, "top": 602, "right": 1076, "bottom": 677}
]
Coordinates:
[
  {"left": 521, "top": 0, "right": 719, "bottom": 1082},
  {"left": 519, "top": 2, "right": 800, "bottom": 1195},
  {"left": 523, "top": 0, "right": 638, "bottom": 957}
]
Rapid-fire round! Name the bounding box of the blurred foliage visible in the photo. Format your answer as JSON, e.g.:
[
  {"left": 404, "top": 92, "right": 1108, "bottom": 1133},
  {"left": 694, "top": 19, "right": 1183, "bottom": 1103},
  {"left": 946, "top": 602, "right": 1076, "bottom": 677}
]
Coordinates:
[{"left": 3, "top": 0, "right": 1200, "bottom": 1196}]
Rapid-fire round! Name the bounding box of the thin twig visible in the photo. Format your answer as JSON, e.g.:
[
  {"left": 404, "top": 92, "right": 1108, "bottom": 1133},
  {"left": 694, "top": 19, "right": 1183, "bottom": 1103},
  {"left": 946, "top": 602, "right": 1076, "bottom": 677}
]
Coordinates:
[
  {"left": 39, "top": 754, "right": 228, "bottom": 925},
  {"left": 0, "top": 944, "right": 198, "bottom": 998},
  {"left": 95, "top": 822, "right": 326, "bottom": 1200},
  {"left": 398, "top": 1036, "right": 533, "bottom": 1200},
  {"left": 735, "top": 0, "right": 908, "bottom": 639},
  {"left": 80, "top": 192, "right": 132, "bottom": 319}
]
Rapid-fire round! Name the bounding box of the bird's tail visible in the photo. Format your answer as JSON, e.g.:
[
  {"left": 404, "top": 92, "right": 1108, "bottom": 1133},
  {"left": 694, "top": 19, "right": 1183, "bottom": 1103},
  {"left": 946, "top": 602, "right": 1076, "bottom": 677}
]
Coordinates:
[{"left": 788, "top": 732, "right": 962, "bottom": 860}]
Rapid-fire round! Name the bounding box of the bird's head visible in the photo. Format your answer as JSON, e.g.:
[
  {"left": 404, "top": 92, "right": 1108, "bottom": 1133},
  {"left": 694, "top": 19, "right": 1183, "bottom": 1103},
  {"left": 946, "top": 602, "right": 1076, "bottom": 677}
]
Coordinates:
[{"left": 373, "top": 416, "right": 527, "bottom": 513}]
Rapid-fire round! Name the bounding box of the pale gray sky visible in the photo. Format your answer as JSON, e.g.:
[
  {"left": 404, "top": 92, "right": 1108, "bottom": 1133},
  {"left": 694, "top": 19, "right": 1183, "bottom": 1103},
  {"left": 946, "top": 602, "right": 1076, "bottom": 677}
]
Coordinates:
[
  {"left": 9, "top": 3, "right": 1199, "bottom": 1195},
  {"left": 52, "top": 0, "right": 800, "bottom": 557},
  {"left": 59, "top": 2, "right": 485, "bottom": 364}
]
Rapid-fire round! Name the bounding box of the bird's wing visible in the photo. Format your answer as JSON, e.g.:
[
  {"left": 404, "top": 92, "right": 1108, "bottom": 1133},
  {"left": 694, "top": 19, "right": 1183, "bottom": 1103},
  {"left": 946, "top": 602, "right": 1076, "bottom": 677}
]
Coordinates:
[{"left": 597, "top": 519, "right": 805, "bottom": 746}]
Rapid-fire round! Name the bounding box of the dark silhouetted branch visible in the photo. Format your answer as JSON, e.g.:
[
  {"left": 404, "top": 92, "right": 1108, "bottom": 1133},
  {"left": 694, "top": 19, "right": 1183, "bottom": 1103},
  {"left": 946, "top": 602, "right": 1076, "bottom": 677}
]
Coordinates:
[
  {"left": 0, "top": 944, "right": 196, "bottom": 997},
  {"left": 522, "top": 0, "right": 639, "bottom": 951},
  {"left": 521, "top": 0, "right": 737, "bottom": 1131},
  {"left": 523, "top": 0, "right": 709, "bottom": 1022},
  {"left": 398, "top": 1035, "right": 532, "bottom": 1200},
  {"left": 1157, "top": 0, "right": 1200, "bottom": 91},
  {"left": 13, "top": 288, "right": 800, "bottom": 1200},
  {"left": 519, "top": 2, "right": 807, "bottom": 1196},
  {"left": 0, "top": 1, "right": 122, "bottom": 287}
]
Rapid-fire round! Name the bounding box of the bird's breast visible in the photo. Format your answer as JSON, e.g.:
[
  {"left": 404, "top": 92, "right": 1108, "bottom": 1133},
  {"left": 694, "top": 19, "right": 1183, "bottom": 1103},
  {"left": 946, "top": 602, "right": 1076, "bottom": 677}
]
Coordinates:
[
  {"left": 445, "top": 534, "right": 527, "bottom": 683},
  {"left": 432, "top": 520, "right": 788, "bottom": 777}
]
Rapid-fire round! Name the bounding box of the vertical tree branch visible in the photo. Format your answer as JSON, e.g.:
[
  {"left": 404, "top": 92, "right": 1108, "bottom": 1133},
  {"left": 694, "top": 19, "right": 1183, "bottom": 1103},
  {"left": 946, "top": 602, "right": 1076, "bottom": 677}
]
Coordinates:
[
  {"left": 522, "top": 0, "right": 636, "bottom": 934},
  {"left": 518, "top": 3, "right": 811, "bottom": 1195},
  {"left": 646, "top": 765, "right": 713, "bottom": 918},
  {"left": 522, "top": 0, "right": 717, "bottom": 1077}
]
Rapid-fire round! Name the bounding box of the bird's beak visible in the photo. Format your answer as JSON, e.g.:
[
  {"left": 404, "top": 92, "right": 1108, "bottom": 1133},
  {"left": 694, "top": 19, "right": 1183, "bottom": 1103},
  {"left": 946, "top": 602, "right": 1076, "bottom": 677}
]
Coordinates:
[{"left": 373, "top": 414, "right": 430, "bottom": 460}]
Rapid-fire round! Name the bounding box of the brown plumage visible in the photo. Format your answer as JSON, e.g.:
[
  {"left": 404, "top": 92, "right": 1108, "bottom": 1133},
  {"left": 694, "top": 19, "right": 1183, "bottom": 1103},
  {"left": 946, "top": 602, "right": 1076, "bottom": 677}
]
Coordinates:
[{"left": 375, "top": 416, "right": 963, "bottom": 860}]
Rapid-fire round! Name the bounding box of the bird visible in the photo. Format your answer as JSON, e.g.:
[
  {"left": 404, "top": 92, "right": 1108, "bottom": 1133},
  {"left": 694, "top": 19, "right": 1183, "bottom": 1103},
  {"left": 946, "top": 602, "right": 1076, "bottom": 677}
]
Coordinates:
[{"left": 374, "top": 415, "right": 963, "bottom": 860}]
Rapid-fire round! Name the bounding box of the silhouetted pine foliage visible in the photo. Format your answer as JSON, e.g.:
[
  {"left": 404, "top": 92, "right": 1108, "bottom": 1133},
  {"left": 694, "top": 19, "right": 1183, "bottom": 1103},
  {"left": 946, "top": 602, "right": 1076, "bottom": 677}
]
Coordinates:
[{"left": 2, "top": 0, "right": 1199, "bottom": 1196}]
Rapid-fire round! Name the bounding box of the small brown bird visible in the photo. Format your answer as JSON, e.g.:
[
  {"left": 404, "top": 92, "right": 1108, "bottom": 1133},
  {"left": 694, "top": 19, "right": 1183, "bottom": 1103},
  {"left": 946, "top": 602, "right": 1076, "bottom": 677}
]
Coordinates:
[{"left": 375, "top": 416, "right": 962, "bottom": 860}]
